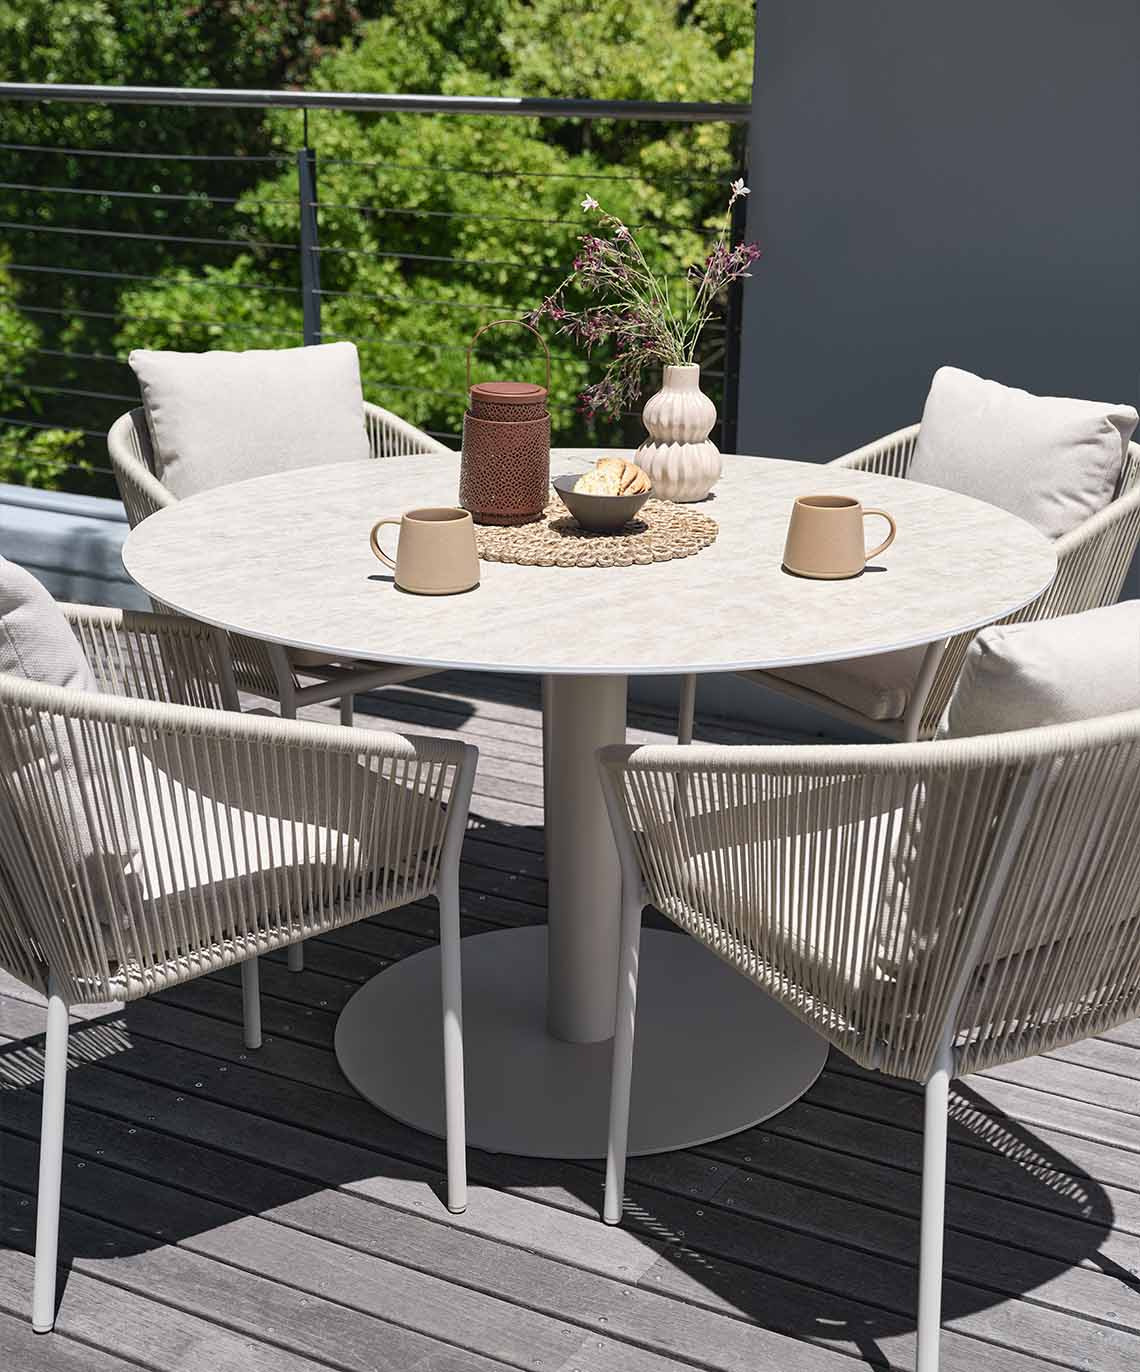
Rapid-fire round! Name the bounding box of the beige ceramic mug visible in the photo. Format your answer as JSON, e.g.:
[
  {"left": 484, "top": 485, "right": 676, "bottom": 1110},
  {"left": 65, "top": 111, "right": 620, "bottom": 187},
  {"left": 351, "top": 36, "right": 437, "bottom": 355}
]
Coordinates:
[
  {"left": 782, "top": 494, "right": 897, "bottom": 580},
  {"left": 369, "top": 506, "right": 480, "bottom": 595}
]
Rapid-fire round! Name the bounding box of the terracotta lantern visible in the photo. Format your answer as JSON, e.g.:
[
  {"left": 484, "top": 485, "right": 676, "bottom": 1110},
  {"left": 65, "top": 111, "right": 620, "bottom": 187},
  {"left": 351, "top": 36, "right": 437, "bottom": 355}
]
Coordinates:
[{"left": 459, "top": 320, "right": 551, "bottom": 525}]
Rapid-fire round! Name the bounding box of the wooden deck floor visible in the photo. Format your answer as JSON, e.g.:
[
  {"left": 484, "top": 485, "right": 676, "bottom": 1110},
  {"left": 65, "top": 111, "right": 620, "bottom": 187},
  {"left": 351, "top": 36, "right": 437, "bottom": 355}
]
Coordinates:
[{"left": 2, "top": 673, "right": 1139, "bottom": 1372}]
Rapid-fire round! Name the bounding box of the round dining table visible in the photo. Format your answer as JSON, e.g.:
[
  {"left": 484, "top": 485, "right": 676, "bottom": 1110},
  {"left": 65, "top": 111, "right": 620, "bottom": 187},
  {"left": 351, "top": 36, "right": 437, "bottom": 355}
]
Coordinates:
[{"left": 123, "top": 448, "right": 1056, "bottom": 1159}]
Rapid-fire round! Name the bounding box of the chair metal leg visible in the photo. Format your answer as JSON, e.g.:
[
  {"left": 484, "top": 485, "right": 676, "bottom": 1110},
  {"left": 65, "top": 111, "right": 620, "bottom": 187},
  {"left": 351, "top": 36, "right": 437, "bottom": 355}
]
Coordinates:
[
  {"left": 438, "top": 864, "right": 467, "bottom": 1214},
  {"left": 603, "top": 891, "right": 644, "bottom": 1224},
  {"left": 902, "top": 638, "right": 948, "bottom": 743},
  {"left": 277, "top": 685, "right": 308, "bottom": 973},
  {"left": 241, "top": 957, "right": 262, "bottom": 1050},
  {"left": 339, "top": 694, "right": 354, "bottom": 727},
  {"left": 917, "top": 1038, "right": 953, "bottom": 1372},
  {"left": 33, "top": 973, "right": 68, "bottom": 1333},
  {"left": 541, "top": 674, "right": 553, "bottom": 820},
  {"left": 677, "top": 673, "right": 697, "bottom": 745}
]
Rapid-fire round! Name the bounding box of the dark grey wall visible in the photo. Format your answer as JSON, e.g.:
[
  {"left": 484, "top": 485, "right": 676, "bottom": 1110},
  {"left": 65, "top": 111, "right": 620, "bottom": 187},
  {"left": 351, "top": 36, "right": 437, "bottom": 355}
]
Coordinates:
[{"left": 739, "top": 2, "right": 1140, "bottom": 463}]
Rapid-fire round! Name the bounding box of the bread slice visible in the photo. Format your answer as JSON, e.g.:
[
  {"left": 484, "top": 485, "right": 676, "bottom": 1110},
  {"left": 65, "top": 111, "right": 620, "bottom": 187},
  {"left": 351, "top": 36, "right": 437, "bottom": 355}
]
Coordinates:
[{"left": 575, "top": 458, "right": 651, "bottom": 496}]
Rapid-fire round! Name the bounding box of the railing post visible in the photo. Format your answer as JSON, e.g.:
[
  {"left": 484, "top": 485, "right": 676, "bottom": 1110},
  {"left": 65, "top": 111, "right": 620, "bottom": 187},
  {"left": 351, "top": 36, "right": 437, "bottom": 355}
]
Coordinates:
[
  {"left": 721, "top": 161, "right": 748, "bottom": 455},
  {"left": 297, "top": 141, "right": 322, "bottom": 345}
]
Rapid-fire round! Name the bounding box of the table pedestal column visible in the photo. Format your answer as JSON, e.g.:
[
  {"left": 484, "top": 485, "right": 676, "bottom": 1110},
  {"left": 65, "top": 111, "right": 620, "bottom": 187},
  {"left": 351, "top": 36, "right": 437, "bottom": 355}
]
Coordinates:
[
  {"left": 335, "top": 673, "right": 828, "bottom": 1160},
  {"left": 544, "top": 674, "right": 627, "bottom": 1043}
]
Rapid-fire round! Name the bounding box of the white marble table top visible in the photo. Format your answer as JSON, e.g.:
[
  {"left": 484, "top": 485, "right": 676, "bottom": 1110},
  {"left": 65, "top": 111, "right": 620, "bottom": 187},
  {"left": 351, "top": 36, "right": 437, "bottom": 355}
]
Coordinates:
[{"left": 123, "top": 450, "right": 1056, "bottom": 677}]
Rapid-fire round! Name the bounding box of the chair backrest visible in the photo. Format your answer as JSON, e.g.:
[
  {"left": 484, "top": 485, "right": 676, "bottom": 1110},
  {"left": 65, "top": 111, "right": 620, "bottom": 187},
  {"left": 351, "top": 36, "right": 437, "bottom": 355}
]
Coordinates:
[
  {"left": 110, "top": 400, "right": 449, "bottom": 523},
  {"left": 599, "top": 709, "right": 1140, "bottom": 1082}
]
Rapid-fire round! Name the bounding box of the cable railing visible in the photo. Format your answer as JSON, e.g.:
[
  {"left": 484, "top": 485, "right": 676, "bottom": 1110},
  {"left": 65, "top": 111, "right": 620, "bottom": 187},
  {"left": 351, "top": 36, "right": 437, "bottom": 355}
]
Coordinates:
[{"left": 0, "top": 82, "right": 750, "bottom": 497}]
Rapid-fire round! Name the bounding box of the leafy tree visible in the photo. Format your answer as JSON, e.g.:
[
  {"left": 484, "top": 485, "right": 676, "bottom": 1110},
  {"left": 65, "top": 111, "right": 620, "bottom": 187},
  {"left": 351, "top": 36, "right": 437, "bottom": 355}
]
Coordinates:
[
  {"left": 0, "top": 255, "right": 83, "bottom": 487},
  {"left": 2, "top": 0, "right": 754, "bottom": 489},
  {"left": 0, "top": 0, "right": 367, "bottom": 486}
]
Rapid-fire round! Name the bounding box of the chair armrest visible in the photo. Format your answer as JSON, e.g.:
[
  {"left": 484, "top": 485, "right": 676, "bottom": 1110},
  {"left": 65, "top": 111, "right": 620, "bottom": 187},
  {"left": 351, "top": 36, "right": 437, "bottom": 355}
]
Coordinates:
[
  {"left": 0, "top": 674, "right": 477, "bottom": 1003},
  {"left": 1011, "top": 476, "right": 1140, "bottom": 624},
  {"left": 61, "top": 603, "right": 239, "bottom": 711},
  {"left": 829, "top": 423, "right": 920, "bottom": 478},
  {"left": 365, "top": 401, "right": 454, "bottom": 457},
  {"left": 108, "top": 410, "right": 175, "bottom": 528}
]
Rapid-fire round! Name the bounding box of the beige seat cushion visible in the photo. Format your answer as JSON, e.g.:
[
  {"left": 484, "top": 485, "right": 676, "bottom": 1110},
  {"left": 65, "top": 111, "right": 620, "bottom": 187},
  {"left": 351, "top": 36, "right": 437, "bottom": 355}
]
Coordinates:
[
  {"left": 909, "top": 366, "right": 1137, "bottom": 541},
  {"left": 767, "top": 644, "right": 927, "bottom": 722},
  {"left": 105, "top": 742, "right": 448, "bottom": 994},
  {"left": 129, "top": 342, "right": 370, "bottom": 500},
  {"left": 650, "top": 779, "right": 907, "bottom": 1001},
  {"left": 127, "top": 744, "right": 445, "bottom": 907}
]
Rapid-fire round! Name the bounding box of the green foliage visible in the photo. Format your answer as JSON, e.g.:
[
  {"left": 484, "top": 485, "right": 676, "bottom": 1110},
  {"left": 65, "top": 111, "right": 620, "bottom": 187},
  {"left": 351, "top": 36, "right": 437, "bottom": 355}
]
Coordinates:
[
  {"left": 0, "top": 0, "right": 367, "bottom": 486},
  {"left": 0, "top": 423, "right": 85, "bottom": 490},
  {"left": 0, "top": 259, "right": 84, "bottom": 488},
  {"left": 3, "top": 0, "right": 754, "bottom": 485}
]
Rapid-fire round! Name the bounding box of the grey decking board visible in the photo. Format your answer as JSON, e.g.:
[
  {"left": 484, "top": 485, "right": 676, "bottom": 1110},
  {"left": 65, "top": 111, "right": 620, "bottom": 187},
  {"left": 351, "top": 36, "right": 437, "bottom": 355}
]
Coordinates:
[
  {"left": 0, "top": 1103, "right": 1053, "bottom": 1372},
  {"left": 823, "top": 1058, "right": 1140, "bottom": 1165},
  {"left": 641, "top": 1249, "right": 1103, "bottom": 1372},
  {"left": 4, "top": 987, "right": 1135, "bottom": 1372},
  {"left": 802, "top": 1069, "right": 1140, "bottom": 1195},
  {"left": 1047, "top": 1040, "right": 1140, "bottom": 1081},
  {"left": 688, "top": 1107, "right": 1131, "bottom": 1258},
  {"left": 151, "top": 974, "right": 1140, "bottom": 1284},
  {"left": 680, "top": 1128, "right": 1138, "bottom": 1284},
  {"left": 1100, "top": 1022, "right": 1140, "bottom": 1050},
  {"left": 91, "top": 932, "right": 1140, "bottom": 1317},
  {"left": 0, "top": 1164, "right": 627, "bottom": 1372},
  {"left": 703, "top": 1097, "right": 1140, "bottom": 1242},
  {"left": 22, "top": 1001, "right": 1138, "bottom": 1372},
  {"left": 0, "top": 1247, "right": 350, "bottom": 1372},
  {"left": 0, "top": 1305, "right": 150, "bottom": 1372},
  {"left": 984, "top": 1057, "right": 1140, "bottom": 1119},
  {"left": 0, "top": 1123, "right": 857, "bottom": 1372},
  {"left": 69, "top": 921, "right": 1140, "bottom": 1273}
]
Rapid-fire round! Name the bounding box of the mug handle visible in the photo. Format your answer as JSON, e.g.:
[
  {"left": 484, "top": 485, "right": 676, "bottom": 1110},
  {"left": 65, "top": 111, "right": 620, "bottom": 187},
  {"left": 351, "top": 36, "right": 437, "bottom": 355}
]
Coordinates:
[
  {"left": 863, "top": 509, "right": 896, "bottom": 561},
  {"left": 369, "top": 518, "right": 401, "bottom": 571}
]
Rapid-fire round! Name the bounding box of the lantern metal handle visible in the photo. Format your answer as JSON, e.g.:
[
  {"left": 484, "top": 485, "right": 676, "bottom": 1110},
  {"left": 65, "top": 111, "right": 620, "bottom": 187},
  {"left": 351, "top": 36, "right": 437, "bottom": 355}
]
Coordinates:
[{"left": 466, "top": 318, "right": 552, "bottom": 393}]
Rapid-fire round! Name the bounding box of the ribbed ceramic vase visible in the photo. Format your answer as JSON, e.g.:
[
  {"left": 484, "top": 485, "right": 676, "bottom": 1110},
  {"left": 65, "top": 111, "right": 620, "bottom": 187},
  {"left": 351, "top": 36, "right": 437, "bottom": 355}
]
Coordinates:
[{"left": 635, "top": 363, "right": 721, "bottom": 503}]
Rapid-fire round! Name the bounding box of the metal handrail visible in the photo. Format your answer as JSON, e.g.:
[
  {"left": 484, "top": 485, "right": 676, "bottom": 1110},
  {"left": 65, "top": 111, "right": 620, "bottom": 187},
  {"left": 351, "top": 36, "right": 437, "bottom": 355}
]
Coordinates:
[
  {"left": 0, "top": 82, "right": 750, "bottom": 124},
  {"left": 0, "top": 80, "right": 750, "bottom": 474}
]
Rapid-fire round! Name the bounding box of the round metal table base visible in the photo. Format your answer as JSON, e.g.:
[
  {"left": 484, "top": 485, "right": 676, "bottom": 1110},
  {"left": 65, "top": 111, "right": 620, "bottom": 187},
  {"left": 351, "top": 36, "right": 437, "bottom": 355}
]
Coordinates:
[{"left": 335, "top": 926, "right": 828, "bottom": 1159}]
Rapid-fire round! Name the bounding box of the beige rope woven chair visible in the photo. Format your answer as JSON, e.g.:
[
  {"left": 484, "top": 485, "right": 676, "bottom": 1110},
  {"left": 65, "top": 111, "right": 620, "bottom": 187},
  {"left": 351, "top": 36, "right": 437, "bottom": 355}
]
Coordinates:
[
  {"left": 598, "top": 713, "right": 1140, "bottom": 1372},
  {"left": 110, "top": 401, "right": 454, "bottom": 972},
  {"left": 0, "top": 602, "right": 476, "bottom": 1332},
  {"left": 108, "top": 401, "right": 452, "bottom": 719},
  {"left": 676, "top": 426, "right": 1140, "bottom": 743}
]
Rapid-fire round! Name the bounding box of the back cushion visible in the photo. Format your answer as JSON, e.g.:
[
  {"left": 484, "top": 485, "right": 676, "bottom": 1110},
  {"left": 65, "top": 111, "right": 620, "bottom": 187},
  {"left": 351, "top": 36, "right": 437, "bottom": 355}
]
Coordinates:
[
  {"left": 0, "top": 559, "right": 97, "bottom": 696},
  {"left": 0, "top": 559, "right": 133, "bottom": 936},
  {"left": 940, "top": 601, "right": 1140, "bottom": 738},
  {"left": 909, "top": 366, "right": 1137, "bottom": 541},
  {"left": 130, "top": 341, "right": 371, "bottom": 499},
  {"left": 881, "top": 603, "right": 1140, "bottom": 975}
]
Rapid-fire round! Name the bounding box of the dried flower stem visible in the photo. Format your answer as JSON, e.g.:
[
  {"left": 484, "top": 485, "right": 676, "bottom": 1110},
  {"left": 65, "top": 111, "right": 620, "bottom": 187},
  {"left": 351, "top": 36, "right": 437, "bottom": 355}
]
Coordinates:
[{"left": 527, "top": 181, "right": 760, "bottom": 420}]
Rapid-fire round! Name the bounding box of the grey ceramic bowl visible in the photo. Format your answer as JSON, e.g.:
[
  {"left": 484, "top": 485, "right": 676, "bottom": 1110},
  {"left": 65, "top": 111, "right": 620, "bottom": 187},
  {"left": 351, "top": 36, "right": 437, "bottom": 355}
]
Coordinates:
[{"left": 552, "top": 473, "right": 652, "bottom": 532}]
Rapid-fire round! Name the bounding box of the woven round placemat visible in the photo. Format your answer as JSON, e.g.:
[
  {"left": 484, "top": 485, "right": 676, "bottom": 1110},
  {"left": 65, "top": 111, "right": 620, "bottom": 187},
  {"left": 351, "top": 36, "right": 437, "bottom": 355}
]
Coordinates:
[{"left": 474, "top": 491, "right": 718, "bottom": 568}]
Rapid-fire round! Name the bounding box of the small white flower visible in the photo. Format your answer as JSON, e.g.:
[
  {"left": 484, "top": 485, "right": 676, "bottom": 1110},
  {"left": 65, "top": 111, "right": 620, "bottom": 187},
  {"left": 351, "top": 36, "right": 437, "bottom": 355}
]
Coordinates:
[
  {"left": 730, "top": 178, "right": 751, "bottom": 198},
  {"left": 614, "top": 222, "right": 631, "bottom": 240},
  {"left": 580, "top": 194, "right": 599, "bottom": 212}
]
